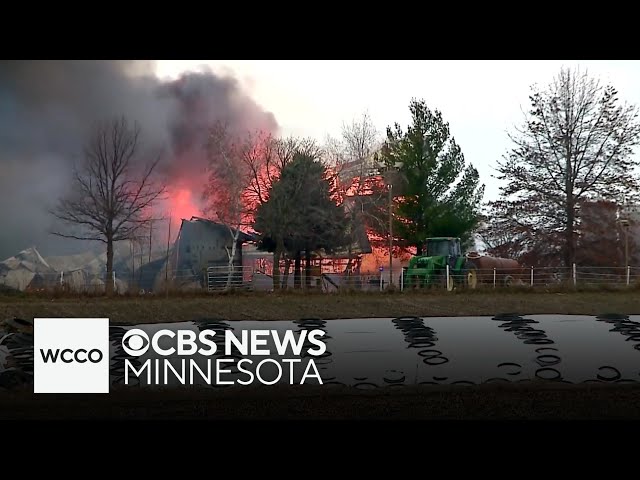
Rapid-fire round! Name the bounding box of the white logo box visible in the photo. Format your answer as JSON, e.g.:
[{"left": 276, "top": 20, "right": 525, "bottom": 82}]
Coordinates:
[{"left": 34, "top": 318, "right": 110, "bottom": 394}]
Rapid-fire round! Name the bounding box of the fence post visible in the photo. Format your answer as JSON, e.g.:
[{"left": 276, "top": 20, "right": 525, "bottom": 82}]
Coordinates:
[
  {"left": 446, "top": 264, "right": 450, "bottom": 290},
  {"left": 530, "top": 266, "right": 534, "bottom": 287},
  {"left": 112, "top": 271, "right": 116, "bottom": 292},
  {"left": 400, "top": 268, "right": 404, "bottom": 292},
  {"left": 572, "top": 263, "right": 577, "bottom": 287},
  {"left": 60, "top": 271, "right": 64, "bottom": 286},
  {"left": 493, "top": 268, "right": 496, "bottom": 288},
  {"left": 379, "top": 274, "right": 383, "bottom": 292},
  {"left": 627, "top": 265, "right": 631, "bottom": 286}
]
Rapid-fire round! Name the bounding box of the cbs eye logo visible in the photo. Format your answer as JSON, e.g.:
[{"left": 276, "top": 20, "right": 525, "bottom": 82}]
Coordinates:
[{"left": 122, "top": 329, "right": 150, "bottom": 356}]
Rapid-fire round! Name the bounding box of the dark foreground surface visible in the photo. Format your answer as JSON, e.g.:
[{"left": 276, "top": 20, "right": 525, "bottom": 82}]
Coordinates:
[
  {"left": 3, "top": 290, "right": 640, "bottom": 323},
  {"left": 3, "top": 382, "right": 640, "bottom": 420}
]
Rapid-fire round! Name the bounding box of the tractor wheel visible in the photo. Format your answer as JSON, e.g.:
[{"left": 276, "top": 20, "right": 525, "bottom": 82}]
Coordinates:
[{"left": 462, "top": 261, "right": 479, "bottom": 289}]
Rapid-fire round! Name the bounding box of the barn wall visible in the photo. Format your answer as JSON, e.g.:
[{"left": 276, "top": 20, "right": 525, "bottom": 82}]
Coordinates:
[{"left": 176, "top": 220, "right": 244, "bottom": 274}]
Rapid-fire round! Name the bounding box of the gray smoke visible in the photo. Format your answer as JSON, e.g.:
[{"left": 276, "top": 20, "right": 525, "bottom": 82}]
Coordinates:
[{"left": 0, "top": 60, "right": 278, "bottom": 259}]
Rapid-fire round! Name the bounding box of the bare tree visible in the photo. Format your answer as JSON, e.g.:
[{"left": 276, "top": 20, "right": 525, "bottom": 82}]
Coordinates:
[
  {"left": 203, "top": 118, "right": 325, "bottom": 290},
  {"left": 477, "top": 210, "right": 563, "bottom": 267},
  {"left": 490, "top": 66, "right": 640, "bottom": 267},
  {"left": 240, "top": 134, "right": 321, "bottom": 288},
  {"left": 242, "top": 135, "right": 320, "bottom": 212},
  {"left": 50, "top": 116, "right": 167, "bottom": 295},
  {"left": 203, "top": 122, "right": 256, "bottom": 289},
  {"left": 325, "top": 112, "right": 387, "bottom": 273}
]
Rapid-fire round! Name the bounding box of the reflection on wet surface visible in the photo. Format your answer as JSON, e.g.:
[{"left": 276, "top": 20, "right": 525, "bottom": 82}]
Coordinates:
[
  {"left": 1, "top": 314, "right": 640, "bottom": 390},
  {"left": 108, "top": 314, "right": 640, "bottom": 389},
  {"left": 491, "top": 314, "right": 565, "bottom": 383}
]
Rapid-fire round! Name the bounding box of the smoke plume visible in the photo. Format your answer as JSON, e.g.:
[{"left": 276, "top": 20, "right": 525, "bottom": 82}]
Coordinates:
[{"left": 0, "top": 60, "right": 278, "bottom": 259}]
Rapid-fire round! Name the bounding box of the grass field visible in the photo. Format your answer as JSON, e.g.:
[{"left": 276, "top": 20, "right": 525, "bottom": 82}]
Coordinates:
[{"left": 1, "top": 289, "right": 639, "bottom": 324}]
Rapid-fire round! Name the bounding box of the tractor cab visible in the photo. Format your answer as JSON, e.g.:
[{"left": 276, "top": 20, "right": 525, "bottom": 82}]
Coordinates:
[
  {"left": 405, "top": 236, "right": 477, "bottom": 291},
  {"left": 424, "top": 237, "right": 462, "bottom": 258}
]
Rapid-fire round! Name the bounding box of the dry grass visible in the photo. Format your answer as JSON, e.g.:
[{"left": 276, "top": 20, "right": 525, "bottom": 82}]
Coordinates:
[
  {"left": 3, "top": 381, "right": 640, "bottom": 419},
  {"left": 1, "top": 290, "right": 639, "bottom": 323}
]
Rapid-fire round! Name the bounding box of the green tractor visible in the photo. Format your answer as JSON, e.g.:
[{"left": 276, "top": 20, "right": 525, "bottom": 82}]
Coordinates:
[{"left": 403, "top": 237, "right": 479, "bottom": 291}]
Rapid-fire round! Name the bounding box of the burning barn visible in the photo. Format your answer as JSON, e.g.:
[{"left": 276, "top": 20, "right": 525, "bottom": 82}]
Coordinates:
[{"left": 171, "top": 217, "right": 256, "bottom": 289}]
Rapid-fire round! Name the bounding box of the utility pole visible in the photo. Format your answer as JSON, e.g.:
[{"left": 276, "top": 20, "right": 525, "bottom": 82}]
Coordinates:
[
  {"left": 389, "top": 181, "right": 393, "bottom": 286},
  {"left": 619, "top": 195, "right": 634, "bottom": 268},
  {"left": 624, "top": 220, "right": 630, "bottom": 267},
  {"left": 379, "top": 160, "right": 404, "bottom": 288},
  {"left": 130, "top": 239, "right": 135, "bottom": 286},
  {"left": 165, "top": 213, "right": 172, "bottom": 298}
]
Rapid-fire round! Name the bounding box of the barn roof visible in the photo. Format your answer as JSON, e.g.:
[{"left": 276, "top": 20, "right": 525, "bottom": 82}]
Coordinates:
[{"left": 180, "top": 217, "right": 257, "bottom": 243}]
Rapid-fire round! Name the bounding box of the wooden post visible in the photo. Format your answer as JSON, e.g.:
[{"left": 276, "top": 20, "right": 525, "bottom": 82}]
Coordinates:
[{"left": 165, "top": 214, "right": 172, "bottom": 298}]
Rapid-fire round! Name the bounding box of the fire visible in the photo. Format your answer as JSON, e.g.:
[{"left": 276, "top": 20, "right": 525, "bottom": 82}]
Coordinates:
[
  {"left": 171, "top": 188, "right": 199, "bottom": 217},
  {"left": 154, "top": 187, "right": 202, "bottom": 241}
]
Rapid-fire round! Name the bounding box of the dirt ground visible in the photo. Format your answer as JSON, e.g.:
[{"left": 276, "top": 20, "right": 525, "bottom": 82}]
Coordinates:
[
  {"left": 2, "top": 381, "right": 640, "bottom": 420},
  {"left": 1, "top": 290, "right": 639, "bottom": 324}
]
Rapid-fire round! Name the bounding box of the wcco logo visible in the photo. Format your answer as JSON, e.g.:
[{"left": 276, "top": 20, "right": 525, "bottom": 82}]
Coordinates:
[
  {"left": 34, "top": 318, "right": 110, "bottom": 394},
  {"left": 40, "top": 348, "right": 104, "bottom": 364}
]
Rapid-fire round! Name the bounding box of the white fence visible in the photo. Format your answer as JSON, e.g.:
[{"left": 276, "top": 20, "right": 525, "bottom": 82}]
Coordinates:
[
  {"left": 399, "top": 265, "right": 640, "bottom": 291},
  {"left": 204, "top": 264, "right": 640, "bottom": 292},
  {"left": 3, "top": 264, "right": 640, "bottom": 294},
  {"left": 206, "top": 266, "right": 253, "bottom": 292}
]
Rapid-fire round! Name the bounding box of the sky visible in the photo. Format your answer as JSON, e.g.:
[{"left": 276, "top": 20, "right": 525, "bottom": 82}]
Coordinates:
[{"left": 156, "top": 60, "right": 640, "bottom": 202}]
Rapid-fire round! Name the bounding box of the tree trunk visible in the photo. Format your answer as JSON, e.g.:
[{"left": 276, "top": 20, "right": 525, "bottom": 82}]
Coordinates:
[
  {"left": 345, "top": 256, "right": 353, "bottom": 273},
  {"left": 225, "top": 230, "right": 240, "bottom": 290},
  {"left": 355, "top": 258, "right": 362, "bottom": 288},
  {"left": 565, "top": 200, "right": 575, "bottom": 268},
  {"left": 294, "top": 250, "right": 301, "bottom": 289},
  {"left": 272, "top": 237, "right": 283, "bottom": 291},
  {"left": 305, "top": 248, "right": 312, "bottom": 289},
  {"left": 564, "top": 134, "right": 575, "bottom": 269},
  {"left": 565, "top": 146, "right": 575, "bottom": 268},
  {"left": 272, "top": 249, "right": 281, "bottom": 291},
  {"left": 282, "top": 256, "right": 291, "bottom": 289},
  {"left": 106, "top": 238, "right": 114, "bottom": 296},
  {"left": 345, "top": 249, "right": 353, "bottom": 287}
]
